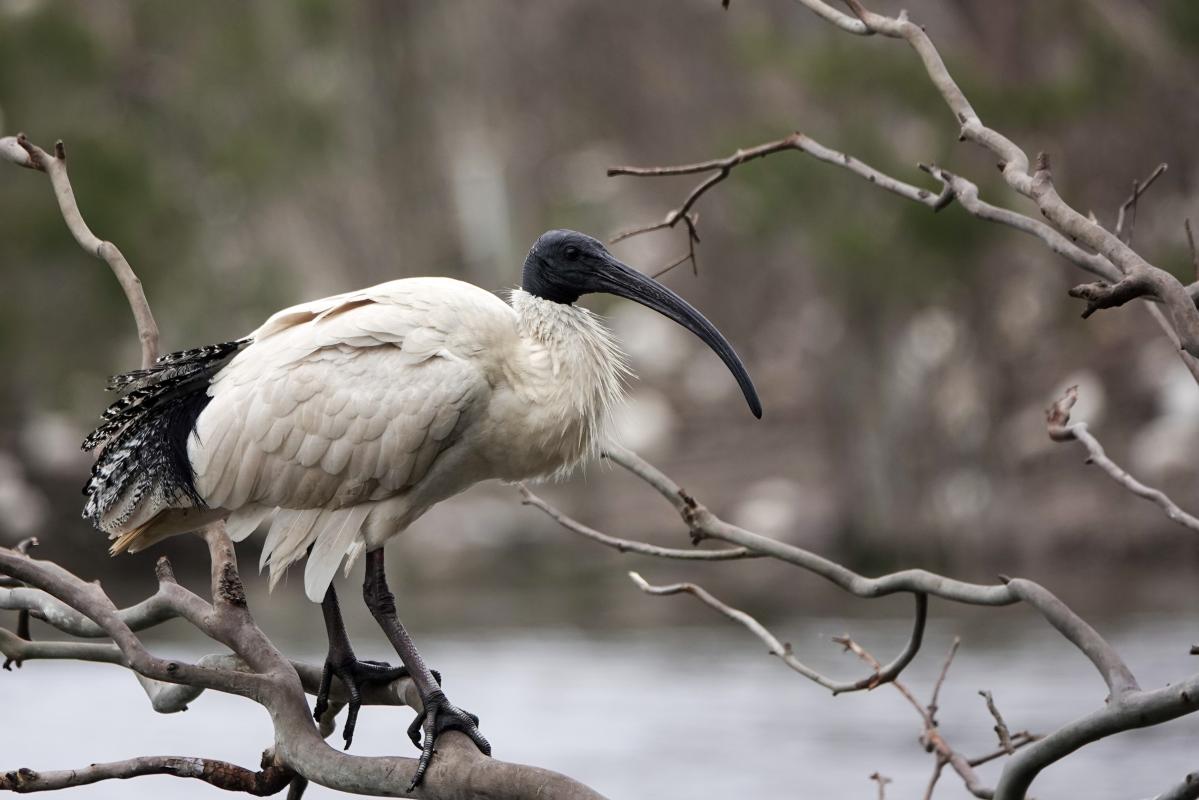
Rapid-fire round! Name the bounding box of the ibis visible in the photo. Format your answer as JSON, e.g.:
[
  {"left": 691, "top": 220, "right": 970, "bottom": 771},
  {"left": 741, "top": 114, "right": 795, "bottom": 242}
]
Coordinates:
[{"left": 82, "top": 229, "right": 761, "bottom": 785}]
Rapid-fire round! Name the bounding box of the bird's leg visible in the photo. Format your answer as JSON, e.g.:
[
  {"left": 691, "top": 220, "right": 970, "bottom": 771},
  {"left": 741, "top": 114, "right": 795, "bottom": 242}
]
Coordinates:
[
  {"left": 315, "top": 582, "right": 413, "bottom": 750},
  {"left": 362, "top": 548, "right": 490, "bottom": 789}
]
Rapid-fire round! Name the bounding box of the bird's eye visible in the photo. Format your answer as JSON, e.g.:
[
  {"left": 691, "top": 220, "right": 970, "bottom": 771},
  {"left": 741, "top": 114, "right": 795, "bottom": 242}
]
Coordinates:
[{"left": 563, "top": 245, "right": 579, "bottom": 260}]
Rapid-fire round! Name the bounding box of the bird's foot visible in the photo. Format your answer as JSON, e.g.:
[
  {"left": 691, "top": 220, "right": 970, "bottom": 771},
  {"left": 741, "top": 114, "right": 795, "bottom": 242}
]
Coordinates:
[
  {"left": 406, "top": 690, "right": 491, "bottom": 789},
  {"left": 314, "top": 656, "right": 416, "bottom": 749}
]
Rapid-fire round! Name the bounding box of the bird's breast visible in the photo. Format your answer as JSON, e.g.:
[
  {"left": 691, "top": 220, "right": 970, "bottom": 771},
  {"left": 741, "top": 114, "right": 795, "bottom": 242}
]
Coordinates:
[
  {"left": 476, "top": 377, "right": 597, "bottom": 482},
  {"left": 476, "top": 297, "right": 628, "bottom": 482}
]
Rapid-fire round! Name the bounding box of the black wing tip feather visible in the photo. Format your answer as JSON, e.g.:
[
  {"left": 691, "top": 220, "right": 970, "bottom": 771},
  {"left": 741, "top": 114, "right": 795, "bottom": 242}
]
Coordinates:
[{"left": 81, "top": 338, "right": 251, "bottom": 527}]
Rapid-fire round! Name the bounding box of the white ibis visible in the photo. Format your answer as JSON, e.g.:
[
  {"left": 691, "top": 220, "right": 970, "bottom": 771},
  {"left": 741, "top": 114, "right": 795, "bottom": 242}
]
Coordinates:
[{"left": 82, "top": 229, "right": 760, "bottom": 786}]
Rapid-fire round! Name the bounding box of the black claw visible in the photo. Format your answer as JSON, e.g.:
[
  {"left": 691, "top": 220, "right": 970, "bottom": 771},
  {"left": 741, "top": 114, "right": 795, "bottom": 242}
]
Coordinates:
[
  {"left": 312, "top": 656, "right": 412, "bottom": 750},
  {"left": 407, "top": 714, "right": 423, "bottom": 749},
  {"left": 407, "top": 690, "right": 490, "bottom": 789},
  {"left": 313, "top": 662, "right": 335, "bottom": 722}
]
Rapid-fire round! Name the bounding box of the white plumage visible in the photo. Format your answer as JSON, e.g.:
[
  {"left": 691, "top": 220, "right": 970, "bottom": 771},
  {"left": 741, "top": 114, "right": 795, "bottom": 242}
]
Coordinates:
[
  {"left": 98, "top": 276, "right": 628, "bottom": 601},
  {"left": 86, "top": 228, "right": 761, "bottom": 619}
]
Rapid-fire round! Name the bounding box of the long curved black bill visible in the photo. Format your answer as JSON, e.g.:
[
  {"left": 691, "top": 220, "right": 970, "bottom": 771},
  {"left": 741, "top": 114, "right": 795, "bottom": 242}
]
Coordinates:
[{"left": 597, "top": 256, "right": 762, "bottom": 419}]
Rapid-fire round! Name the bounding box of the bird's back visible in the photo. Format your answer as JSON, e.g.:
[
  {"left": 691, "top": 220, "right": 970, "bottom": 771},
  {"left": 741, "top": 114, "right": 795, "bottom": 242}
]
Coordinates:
[{"left": 84, "top": 277, "right": 517, "bottom": 600}]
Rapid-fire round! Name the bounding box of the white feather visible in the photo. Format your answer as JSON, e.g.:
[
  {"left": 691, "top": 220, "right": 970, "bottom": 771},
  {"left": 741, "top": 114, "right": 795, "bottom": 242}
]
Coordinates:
[
  {"left": 303, "top": 505, "right": 371, "bottom": 602},
  {"left": 226, "top": 505, "right": 272, "bottom": 542}
]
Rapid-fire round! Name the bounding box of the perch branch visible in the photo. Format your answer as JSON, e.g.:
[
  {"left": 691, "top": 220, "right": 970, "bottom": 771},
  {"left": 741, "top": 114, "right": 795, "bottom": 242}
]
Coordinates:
[
  {"left": 0, "top": 540, "right": 608, "bottom": 799},
  {"left": 1, "top": 537, "right": 37, "bottom": 670}
]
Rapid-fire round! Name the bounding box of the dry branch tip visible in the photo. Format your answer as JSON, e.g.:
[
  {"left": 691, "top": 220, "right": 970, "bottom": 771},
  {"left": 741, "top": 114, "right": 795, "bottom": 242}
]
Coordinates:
[{"left": 1046, "top": 385, "right": 1079, "bottom": 441}]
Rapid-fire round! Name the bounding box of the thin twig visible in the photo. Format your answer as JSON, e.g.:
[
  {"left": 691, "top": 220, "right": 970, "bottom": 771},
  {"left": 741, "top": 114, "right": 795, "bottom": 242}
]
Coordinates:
[
  {"left": 1114, "top": 162, "right": 1168, "bottom": 245},
  {"left": 1186, "top": 219, "right": 1198, "bottom": 283},
  {"left": 834, "top": 633, "right": 996, "bottom": 799},
  {"left": 927, "top": 636, "right": 961, "bottom": 725},
  {"left": 966, "top": 733, "right": 1039, "bottom": 768},
  {"left": 922, "top": 758, "right": 947, "bottom": 800},
  {"left": 628, "top": 572, "right": 926, "bottom": 694},
  {"left": 869, "top": 772, "right": 891, "bottom": 800},
  {"left": 1047, "top": 386, "right": 1199, "bottom": 534},
  {"left": 979, "top": 690, "right": 1015, "bottom": 755},
  {"left": 520, "top": 485, "right": 757, "bottom": 560}
]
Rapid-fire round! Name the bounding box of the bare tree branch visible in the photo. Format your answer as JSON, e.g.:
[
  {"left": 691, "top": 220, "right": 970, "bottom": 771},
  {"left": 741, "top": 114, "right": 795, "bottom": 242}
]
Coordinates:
[
  {"left": 1114, "top": 162, "right": 1168, "bottom": 245},
  {"left": 613, "top": 2, "right": 1199, "bottom": 363},
  {"left": 869, "top": 772, "right": 891, "bottom": 800},
  {"left": 595, "top": 445, "right": 1141, "bottom": 697},
  {"left": 922, "top": 759, "right": 947, "bottom": 800},
  {"left": 519, "top": 484, "right": 757, "bottom": 560},
  {"left": 0, "top": 134, "right": 158, "bottom": 368},
  {"left": 926, "top": 636, "right": 960, "bottom": 726},
  {"left": 822, "top": 3, "right": 1199, "bottom": 355},
  {"left": 628, "top": 571, "right": 926, "bottom": 694},
  {"left": 519, "top": 443, "right": 1199, "bottom": 798},
  {"left": 0, "top": 756, "right": 295, "bottom": 796},
  {"left": 1047, "top": 386, "right": 1199, "bottom": 534},
  {"left": 2, "top": 537, "right": 37, "bottom": 670},
  {"left": 1154, "top": 772, "right": 1199, "bottom": 800},
  {"left": 1187, "top": 220, "right": 1198, "bottom": 282},
  {"left": 966, "top": 735, "right": 1039, "bottom": 769},
  {"left": 832, "top": 631, "right": 1038, "bottom": 799},
  {"left": 609, "top": 132, "right": 956, "bottom": 262},
  {"left": 979, "top": 691, "right": 1015, "bottom": 755},
  {"left": 0, "top": 539, "right": 607, "bottom": 799}
]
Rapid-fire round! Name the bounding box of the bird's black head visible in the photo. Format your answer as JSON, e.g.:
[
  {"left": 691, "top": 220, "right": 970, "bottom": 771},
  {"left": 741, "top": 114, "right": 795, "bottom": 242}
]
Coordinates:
[
  {"left": 521, "top": 228, "right": 763, "bottom": 419},
  {"left": 521, "top": 229, "right": 611, "bottom": 304}
]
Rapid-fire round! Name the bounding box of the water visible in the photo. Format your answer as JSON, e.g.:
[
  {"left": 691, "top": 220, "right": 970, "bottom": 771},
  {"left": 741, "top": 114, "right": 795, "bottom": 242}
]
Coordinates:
[{"left": 4, "top": 615, "right": 1198, "bottom": 799}]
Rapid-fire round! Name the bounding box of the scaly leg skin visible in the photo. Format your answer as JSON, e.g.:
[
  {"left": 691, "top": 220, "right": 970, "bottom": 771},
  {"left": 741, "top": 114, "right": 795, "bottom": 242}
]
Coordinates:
[
  {"left": 315, "top": 582, "right": 413, "bottom": 749},
  {"left": 362, "top": 548, "right": 491, "bottom": 790}
]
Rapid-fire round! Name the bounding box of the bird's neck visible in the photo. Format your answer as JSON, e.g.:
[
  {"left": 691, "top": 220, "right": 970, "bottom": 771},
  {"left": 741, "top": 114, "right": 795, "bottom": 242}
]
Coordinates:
[{"left": 507, "top": 289, "right": 629, "bottom": 461}]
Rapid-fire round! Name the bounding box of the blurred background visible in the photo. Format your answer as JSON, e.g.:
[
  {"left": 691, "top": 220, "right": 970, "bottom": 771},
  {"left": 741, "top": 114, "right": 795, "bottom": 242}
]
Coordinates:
[{"left": 3, "top": 1, "right": 1199, "bottom": 797}]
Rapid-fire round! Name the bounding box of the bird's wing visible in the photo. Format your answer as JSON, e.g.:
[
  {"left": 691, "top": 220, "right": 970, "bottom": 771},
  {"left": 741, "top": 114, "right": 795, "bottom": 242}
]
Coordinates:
[{"left": 189, "top": 278, "right": 515, "bottom": 598}]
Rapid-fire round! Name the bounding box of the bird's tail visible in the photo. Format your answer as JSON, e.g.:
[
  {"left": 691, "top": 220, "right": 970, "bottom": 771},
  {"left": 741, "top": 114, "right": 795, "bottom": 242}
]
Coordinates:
[{"left": 82, "top": 339, "right": 250, "bottom": 547}]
